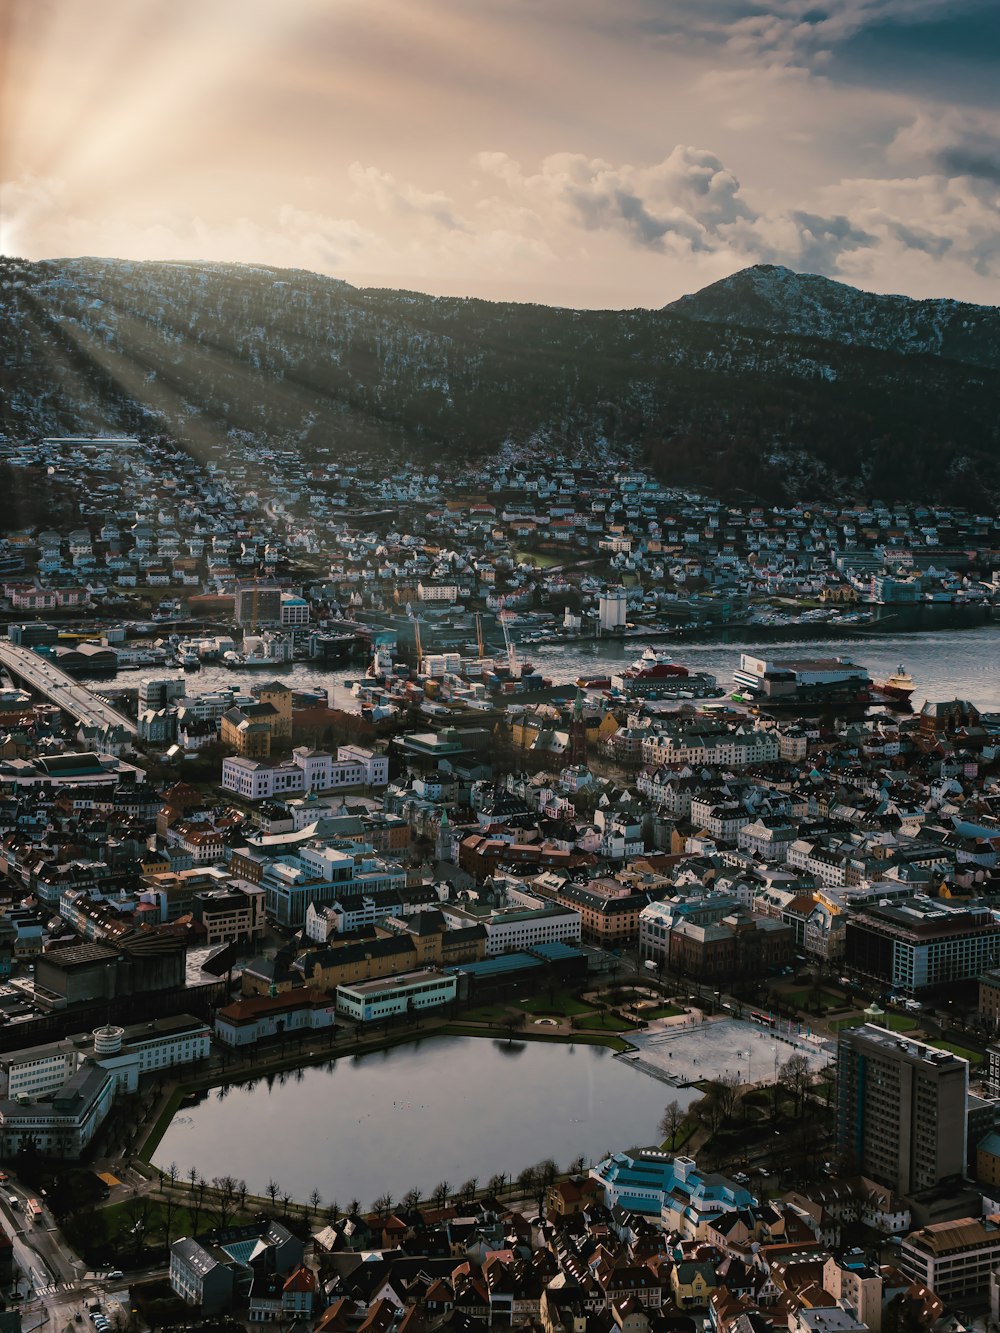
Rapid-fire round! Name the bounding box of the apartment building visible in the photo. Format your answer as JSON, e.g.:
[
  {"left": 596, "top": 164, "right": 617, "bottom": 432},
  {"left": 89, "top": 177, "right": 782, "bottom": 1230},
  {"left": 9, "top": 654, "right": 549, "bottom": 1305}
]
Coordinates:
[{"left": 835, "top": 1024, "right": 968, "bottom": 1196}]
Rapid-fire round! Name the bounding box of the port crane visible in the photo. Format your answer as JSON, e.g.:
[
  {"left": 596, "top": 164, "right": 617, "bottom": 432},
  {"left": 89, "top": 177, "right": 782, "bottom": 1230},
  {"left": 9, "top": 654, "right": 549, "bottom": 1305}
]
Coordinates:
[{"left": 498, "top": 609, "right": 521, "bottom": 679}]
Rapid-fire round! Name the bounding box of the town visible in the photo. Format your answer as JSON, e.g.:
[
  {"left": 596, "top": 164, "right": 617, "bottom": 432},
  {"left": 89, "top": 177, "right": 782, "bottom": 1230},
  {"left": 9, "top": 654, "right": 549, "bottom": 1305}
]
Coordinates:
[{"left": 0, "top": 438, "right": 1000, "bottom": 1333}]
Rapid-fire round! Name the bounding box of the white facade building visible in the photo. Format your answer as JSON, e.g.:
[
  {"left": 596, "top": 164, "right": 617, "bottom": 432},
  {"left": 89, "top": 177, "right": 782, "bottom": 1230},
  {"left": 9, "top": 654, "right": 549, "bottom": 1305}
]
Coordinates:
[{"left": 336, "top": 969, "right": 456, "bottom": 1022}]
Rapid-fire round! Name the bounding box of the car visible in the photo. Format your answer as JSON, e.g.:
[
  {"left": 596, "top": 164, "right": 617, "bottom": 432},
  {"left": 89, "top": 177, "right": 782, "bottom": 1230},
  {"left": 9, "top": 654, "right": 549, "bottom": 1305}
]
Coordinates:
[
  {"left": 733, "top": 1171, "right": 749, "bottom": 1183},
  {"left": 105, "top": 1270, "right": 124, "bottom": 1280},
  {"left": 758, "top": 1168, "right": 770, "bottom": 1177}
]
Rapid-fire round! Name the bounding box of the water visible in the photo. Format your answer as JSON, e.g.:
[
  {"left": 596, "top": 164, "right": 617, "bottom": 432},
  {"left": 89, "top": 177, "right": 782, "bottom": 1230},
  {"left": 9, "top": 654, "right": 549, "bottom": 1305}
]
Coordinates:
[
  {"left": 152, "top": 1035, "right": 692, "bottom": 1205},
  {"left": 98, "top": 618, "right": 1000, "bottom": 713}
]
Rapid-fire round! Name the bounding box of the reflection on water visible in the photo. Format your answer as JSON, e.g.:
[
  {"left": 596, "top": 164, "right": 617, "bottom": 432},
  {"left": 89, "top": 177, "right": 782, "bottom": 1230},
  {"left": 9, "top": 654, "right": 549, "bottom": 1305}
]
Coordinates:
[
  {"left": 153, "top": 1035, "right": 691, "bottom": 1204},
  {"left": 85, "top": 611, "right": 1000, "bottom": 714}
]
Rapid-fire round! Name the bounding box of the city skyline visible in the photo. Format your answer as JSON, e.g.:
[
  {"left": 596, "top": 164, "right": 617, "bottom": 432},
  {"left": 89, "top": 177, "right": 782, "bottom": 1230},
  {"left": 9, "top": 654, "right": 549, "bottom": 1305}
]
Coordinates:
[{"left": 3, "top": 0, "right": 1000, "bottom": 307}]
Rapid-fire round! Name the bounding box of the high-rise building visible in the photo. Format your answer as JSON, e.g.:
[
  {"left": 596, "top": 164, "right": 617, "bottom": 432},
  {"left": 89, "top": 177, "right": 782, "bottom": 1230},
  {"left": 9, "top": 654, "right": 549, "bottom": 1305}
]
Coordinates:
[
  {"left": 235, "top": 582, "right": 282, "bottom": 627},
  {"left": 835, "top": 1024, "right": 968, "bottom": 1197}
]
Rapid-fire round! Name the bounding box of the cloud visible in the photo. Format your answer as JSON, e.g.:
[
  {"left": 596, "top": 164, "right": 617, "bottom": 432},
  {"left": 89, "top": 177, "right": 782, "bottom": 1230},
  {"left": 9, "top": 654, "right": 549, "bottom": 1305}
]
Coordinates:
[
  {"left": 476, "top": 146, "right": 753, "bottom": 256},
  {"left": 891, "top": 111, "right": 1000, "bottom": 185},
  {"left": 639, "top": 0, "right": 980, "bottom": 69},
  {"left": 475, "top": 146, "right": 895, "bottom": 275},
  {"left": 348, "top": 163, "right": 467, "bottom": 231}
]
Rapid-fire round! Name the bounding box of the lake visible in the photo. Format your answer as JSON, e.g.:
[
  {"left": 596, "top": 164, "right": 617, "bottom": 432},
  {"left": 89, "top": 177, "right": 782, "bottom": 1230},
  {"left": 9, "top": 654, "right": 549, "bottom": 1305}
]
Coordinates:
[{"left": 152, "top": 1035, "right": 692, "bottom": 1207}]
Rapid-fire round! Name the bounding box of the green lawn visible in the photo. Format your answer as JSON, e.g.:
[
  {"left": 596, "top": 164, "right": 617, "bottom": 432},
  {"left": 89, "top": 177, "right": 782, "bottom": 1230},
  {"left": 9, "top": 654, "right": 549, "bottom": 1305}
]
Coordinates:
[
  {"left": 514, "top": 549, "right": 562, "bottom": 569},
  {"left": 830, "top": 1013, "right": 918, "bottom": 1033},
  {"left": 785, "top": 989, "right": 847, "bottom": 1012},
  {"left": 519, "top": 992, "right": 592, "bottom": 1017},
  {"left": 642, "top": 1004, "right": 684, "bottom": 1020},
  {"left": 462, "top": 1005, "right": 511, "bottom": 1023},
  {"left": 928, "top": 1040, "right": 984, "bottom": 1066},
  {"left": 574, "top": 1013, "right": 634, "bottom": 1033}
]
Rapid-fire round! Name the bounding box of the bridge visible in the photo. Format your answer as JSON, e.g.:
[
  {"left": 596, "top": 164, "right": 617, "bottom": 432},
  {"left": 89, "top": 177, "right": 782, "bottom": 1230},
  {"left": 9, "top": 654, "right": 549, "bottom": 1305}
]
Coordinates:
[{"left": 0, "top": 641, "right": 138, "bottom": 736}]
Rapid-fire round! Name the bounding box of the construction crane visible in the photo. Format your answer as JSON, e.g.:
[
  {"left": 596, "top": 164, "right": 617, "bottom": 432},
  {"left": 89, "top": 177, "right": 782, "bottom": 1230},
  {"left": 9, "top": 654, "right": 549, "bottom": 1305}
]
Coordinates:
[
  {"left": 475, "top": 611, "right": 485, "bottom": 661},
  {"left": 412, "top": 617, "right": 424, "bottom": 674},
  {"left": 499, "top": 610, "right": 520, "bottom": 678}
]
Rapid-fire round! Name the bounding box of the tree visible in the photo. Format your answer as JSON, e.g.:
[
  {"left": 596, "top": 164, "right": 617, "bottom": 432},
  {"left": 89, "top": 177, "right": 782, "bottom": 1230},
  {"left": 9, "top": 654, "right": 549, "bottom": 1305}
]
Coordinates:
[
  {"left": 486, "top": 1173, "right": 507, "bottom": 1199},
  {"left": 266, "top": 1180, "right": 281, "bottom": 1209},
  {"left": 401, "top": 1187, "right": 422, "bottom": 1213},
  {"left": 309, "top": 1188, "right": 323, "bottom": 1219},
  {"left": 371, "top": 1193, "right": 394, "bottom": 1220},
  {"left": 433, "top": 1180, "right": 451, "bottom": 1209},
  {"left": 779, "top": 1053, "right": 813, "bottom": 1117},
  {"left": 715, "top": 1071, "right": 740, "bottom": 1123},
  {"left": 348, "top": 1199, "right": 361, "bottom": 1217},
  {"left": 659, "top": 1099, "right": 685, "bottom": 1149},
  {"left": 213, "top": 1176, "right": 239, "bottom": 1229},
  {"left": 459, "top": 1178, "right": 478, "bottom": 1204},
  {"left": 516, "top": 1165, "right": 538, "bottom": 1198}
]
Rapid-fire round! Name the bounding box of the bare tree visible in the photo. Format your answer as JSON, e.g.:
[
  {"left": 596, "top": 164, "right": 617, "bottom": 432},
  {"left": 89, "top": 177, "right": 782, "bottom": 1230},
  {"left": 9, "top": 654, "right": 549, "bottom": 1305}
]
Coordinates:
[
  {"left": 213, "top": 1176, "right": 239, "bottom": 1229},
  {"left": 779, "top": 1053, "right": 813, "bottom": 1117},
  {"left": 371, "top": 1193, "right": 394, "bottom": 1220},
  {"left": 659, "top": 1099, "right": 685, "bottom": 1149},
  {"left": 459, "top": 1178, "right": 478, "bottom": 1204},
  {"left": 433, "top": 1180, "right": 451, "bottom": 1209},
  {"left": 401, "top": 1187, "right": 422, "bottom": 1213},
  {"left": 265, "top": 1180, "right": 280, "bottom": 1209},
  {"left": 309, "top": 1188, "right": 323, "bottom": 1220}
]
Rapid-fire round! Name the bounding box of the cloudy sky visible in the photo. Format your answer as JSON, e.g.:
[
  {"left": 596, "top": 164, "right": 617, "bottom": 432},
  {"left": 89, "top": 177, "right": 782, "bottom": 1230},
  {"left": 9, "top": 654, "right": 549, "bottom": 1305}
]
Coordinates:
[{"left": 3, "top": 0, "right": 1000, "bottom": 306}]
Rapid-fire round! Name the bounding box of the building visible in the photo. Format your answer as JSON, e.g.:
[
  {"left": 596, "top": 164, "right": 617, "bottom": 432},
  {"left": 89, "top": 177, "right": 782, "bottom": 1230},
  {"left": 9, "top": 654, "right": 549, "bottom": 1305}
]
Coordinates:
[
  {"left": 0, "top": 1064, "right": 115, "bottom": 1158},
  {"left": 221, "top": 745, "right": 388, "bottom": 801},
  {"left": 253, "top": 682, "right": 292, "bottom": 741},
  {"left": 590, "top": 1150, "right": 753, "bottom": 1238},
  {"left": 0, "top": 1016, "right": 211, "bottom": 1099},
  {"left": 335, "top": 969, "right": 457, "bottom": 1023},
  {"left": 835, "top": 1024, "right": 968, "bottom": 1197},
  {"left": 598, "top": 587, "right": 628, "bottom": 633},
  {"left": 235, "top": 582, "right": 282, "bottom": 627},
  {"left": 899, "top": 1215, "right": 1000, "bottom": 1302},
  {"left": 442, "top": 902, "right": 581, "bottom": 957},
  {"left": 844, "top": 897, "right": 1000, "bottom": 994},
  {"left": 192, "top": 885, "right": 265, "bottom": 945},
  {"left": 214, "top": 989, "right": 336, "bottom": 1047}
]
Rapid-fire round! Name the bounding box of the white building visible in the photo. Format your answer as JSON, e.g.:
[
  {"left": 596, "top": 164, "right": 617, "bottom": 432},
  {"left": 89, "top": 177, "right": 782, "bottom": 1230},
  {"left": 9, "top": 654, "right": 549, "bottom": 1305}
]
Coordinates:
[
  {"left": 598, "top": 586, "right": 628, "bottom": 632},
  {"left": 443, "top": 903, "right": 581, "bottom": 957},
  {"left": 335, "top": 969, "right": 456, "bottom": 1022},
  {"left": 221, "top": 745, "right": 388, "bottom": 801}
]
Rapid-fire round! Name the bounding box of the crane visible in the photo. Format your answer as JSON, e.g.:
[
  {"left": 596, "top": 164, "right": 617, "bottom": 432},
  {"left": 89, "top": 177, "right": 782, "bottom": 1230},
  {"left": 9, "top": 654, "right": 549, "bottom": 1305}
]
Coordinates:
[
  {"left": 412, "top": 617, "right": 424, "bottom": 674},
  {"left": 499, "top": 610, "right": 520, "bottom": 679},
  {"left": 475, "top": 611, "right": 485, "bottom": 661}
]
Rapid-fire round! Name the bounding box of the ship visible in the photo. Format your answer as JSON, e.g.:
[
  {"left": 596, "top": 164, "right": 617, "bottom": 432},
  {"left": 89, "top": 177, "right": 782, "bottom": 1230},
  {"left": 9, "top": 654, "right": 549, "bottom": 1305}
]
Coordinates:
[
  {"left": 871, "top": 665, "right": 915, "bottom": 706},
  {"left": 610, "top": 648, "right": 718, "bottom": 700}
]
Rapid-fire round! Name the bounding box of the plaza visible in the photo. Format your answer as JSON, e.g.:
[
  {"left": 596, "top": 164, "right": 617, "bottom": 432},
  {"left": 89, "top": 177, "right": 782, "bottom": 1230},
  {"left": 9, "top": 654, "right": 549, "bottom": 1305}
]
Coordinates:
[{"left": 620, "top": 1015, "right": 835, "bottom": 1088}]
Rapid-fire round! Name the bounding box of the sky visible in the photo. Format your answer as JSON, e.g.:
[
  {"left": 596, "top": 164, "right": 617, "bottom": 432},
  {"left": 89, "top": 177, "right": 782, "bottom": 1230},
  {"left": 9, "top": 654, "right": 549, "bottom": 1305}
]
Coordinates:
[{"left": 2, "top": 0, "right": 1000, "bottom": 308}]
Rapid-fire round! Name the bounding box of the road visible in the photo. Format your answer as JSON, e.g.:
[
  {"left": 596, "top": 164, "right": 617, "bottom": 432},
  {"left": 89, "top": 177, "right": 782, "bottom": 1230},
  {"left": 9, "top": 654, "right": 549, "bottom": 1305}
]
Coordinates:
[
  {"left": 0, "top": 1173, "right": 135, "bottom": 1332},
  {"left": 0, "top": 642, "right": 137, "bottom": 736}
]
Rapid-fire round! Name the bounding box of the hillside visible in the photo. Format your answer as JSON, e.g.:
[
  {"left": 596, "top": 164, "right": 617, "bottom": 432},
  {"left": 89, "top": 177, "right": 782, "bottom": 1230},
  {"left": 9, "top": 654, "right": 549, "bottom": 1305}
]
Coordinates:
[
  {"left": 2, "top": 255, "right": 999, "bottom": 504},
  {"left": 665, "top": 264, "right": 1000, "bottom": 371}
]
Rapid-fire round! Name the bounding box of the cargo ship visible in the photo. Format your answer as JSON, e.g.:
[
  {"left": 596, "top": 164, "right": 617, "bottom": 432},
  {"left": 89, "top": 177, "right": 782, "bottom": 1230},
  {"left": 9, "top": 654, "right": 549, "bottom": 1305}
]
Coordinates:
[{"left": 871, "top": 665, "right": 915, "bottom": 706}]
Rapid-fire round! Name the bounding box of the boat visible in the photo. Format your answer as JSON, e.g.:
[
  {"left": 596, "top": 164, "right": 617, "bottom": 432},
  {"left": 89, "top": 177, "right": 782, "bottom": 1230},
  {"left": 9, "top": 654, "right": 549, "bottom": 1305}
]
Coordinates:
[
  {"left": 576, "top": 676, "right": 612, "bottom": 690},
  {"left": 181, "top": 651, "right": 200, "bottom": 670},
  {"left": 872, "top": 665, "right": 915, "bottom": 705},
  {"left": 610, "top": 648, "right": 717, "bottom": 700}
]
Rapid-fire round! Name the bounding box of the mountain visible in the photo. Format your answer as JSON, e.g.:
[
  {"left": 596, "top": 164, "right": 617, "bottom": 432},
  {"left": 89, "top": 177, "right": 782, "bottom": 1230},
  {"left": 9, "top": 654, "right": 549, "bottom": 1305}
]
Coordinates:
[
  {"left": 2, "top": 255, "right": 999, "bottom": 505},
  {"left": 665, "top": 263, "right": 1000, "bottom": 372}
]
